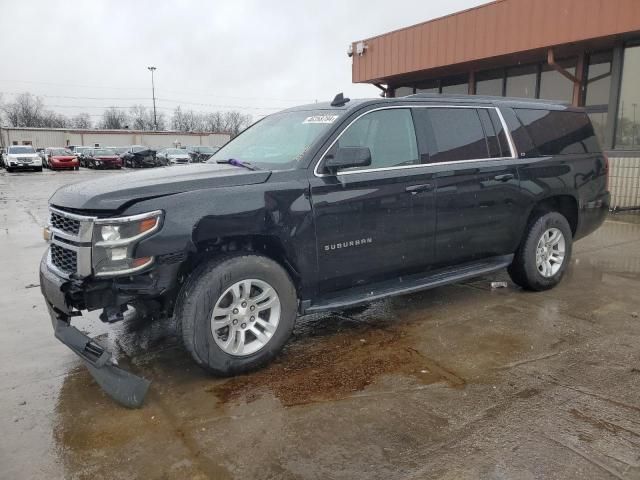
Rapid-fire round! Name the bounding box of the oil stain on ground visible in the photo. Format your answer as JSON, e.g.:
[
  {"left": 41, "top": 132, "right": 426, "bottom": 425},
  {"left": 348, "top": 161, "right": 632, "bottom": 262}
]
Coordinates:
[{"left": 212, "top": 312, "right": 465, "bottom": 407}]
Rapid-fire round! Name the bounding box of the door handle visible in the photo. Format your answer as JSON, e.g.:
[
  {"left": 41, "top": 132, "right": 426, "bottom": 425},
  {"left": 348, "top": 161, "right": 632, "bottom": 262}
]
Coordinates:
[
  {"left": 494, "top": 173, "right": 515, "bottom": 182},
  {"left": 405, "top": 183, "right": 433, "bottom": 194}
]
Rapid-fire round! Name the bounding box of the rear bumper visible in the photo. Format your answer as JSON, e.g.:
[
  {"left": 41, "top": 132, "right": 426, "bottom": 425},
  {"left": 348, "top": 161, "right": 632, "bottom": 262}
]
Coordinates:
[
  {"left": 39, "top": 253, "right": 150, "bottom": 407},
  {"left": 575, "top": 191, "right": 610, "bottom": 240}
]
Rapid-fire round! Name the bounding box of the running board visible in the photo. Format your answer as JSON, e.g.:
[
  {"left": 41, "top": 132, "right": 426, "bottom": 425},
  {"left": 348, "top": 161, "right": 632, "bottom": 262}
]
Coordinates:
[{"left": 302, "top": 254, "right": 513, "bottom": 315}]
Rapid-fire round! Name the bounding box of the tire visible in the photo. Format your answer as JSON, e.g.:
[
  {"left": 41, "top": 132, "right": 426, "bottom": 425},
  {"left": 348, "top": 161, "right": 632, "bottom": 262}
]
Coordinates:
[
  {"left": 508, "top": 211, "right": 573, "bottom": 291},
  {"left": 176, "top": 254, "right": 297, "bottom": 375},
  {"left": 6, "top": 167, "right": 13, "bottom": 173},
  {"left": 36, "top": 167, "right": 42, "bottom": 172}
]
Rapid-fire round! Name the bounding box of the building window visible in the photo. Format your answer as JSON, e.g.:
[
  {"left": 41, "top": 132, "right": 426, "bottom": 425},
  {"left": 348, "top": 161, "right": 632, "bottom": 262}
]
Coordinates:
[
  {"left": 476, "top": 69, "right": 504, "bottom": 96},
  {"left": 415, "top": 79, "right": 440, "bottom": 94},
  {"left": 441, "top": 76, "right": 468, "bottom": 95},
  {"left": 506, "top": 65, "right": 537, "bottom": 98},
  {"left": 394, "top": 86, "right": 414, "bottom": 97},
  {"left": 615, "top": 45, "right": 640, "bottom": 149},
  {"left": 584, "top": 50, "right": 612, "bottom": 146},
  {"left": 539, "top": 59, "right": 576, "bottom": 102},
  {"left": 585, "top": 51, "right": 612, "bottom": 106}
]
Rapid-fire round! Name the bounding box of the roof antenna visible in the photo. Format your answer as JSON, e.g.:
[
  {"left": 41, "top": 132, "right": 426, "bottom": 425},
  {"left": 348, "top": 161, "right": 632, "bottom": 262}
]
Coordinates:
[{"left": 331, "top": 92, "right": 350, "bottom": 107}]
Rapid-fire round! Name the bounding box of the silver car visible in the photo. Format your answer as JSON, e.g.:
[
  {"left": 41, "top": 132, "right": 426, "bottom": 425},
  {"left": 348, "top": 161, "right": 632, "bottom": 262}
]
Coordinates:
[{"left": 157, "top": 148, "right": 191, "bottom": 165}]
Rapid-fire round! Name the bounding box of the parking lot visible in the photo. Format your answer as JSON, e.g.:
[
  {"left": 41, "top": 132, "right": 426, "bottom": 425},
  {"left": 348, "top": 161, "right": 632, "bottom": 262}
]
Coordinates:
[{"left": 0, "top": 168, "right": 639, "bottom": 479}]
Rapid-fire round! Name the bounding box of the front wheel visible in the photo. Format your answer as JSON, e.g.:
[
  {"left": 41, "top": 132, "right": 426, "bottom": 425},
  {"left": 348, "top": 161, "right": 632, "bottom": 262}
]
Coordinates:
[
  {"left": 508, "top": 211, "right": 573, "bottom": 291},
  {"left": 176, "top": 254, "right": 297, "bottom": 375}
]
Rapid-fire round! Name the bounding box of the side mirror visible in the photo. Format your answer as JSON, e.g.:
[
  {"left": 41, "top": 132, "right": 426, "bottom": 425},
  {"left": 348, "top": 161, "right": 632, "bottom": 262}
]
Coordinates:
[{"left": 323, "top": 146, "right": 372, "bottom": 173}]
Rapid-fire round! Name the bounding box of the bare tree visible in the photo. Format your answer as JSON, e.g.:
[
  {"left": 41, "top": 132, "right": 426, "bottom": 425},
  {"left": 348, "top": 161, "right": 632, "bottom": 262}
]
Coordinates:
[
  {"left": 39, "top": 110, "right": 68, "bottom": 128},
  {"left": 171, "top": 106, "right": 203, "bottom": 132},
  {"left": 222, "top": 111, "right": 252, "bottom": 137},
  {"left": 1, "top": 92, "right": 45, "bottom": 127},
  {"left": 100, "top": 107, "right": 129, "bottom": 129},
  {"left": 202, "top": 111, "right": 225, "bottom": 132},
  {"left": 70, "top": 113, "right": 92, "bottom": 129},
  {"left": 129, "top": 104, "right": 153, "bottom": 130},
  {"left": 171, "top": 108, "right": 251, "bottom": 135}
]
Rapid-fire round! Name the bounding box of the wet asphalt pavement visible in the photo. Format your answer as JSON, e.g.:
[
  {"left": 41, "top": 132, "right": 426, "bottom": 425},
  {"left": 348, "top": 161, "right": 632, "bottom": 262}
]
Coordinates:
[{"left": 1, "top": 168, "right": 640, "bottom": 480}]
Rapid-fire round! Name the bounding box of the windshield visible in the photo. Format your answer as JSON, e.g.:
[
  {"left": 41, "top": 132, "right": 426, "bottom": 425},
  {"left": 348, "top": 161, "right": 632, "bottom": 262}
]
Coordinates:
[
  {"left": 167, "top": 149, "right": 186, "bottom": 155},
  {"left": 9, "top": 146, "right": 36, "bottom": 154},
  {"left": 209, "top": 110, "right": 341, "bottom": 169},
  {"left": 131, "top": 146, "right": 146, "bottom": 153},
  {"left": 93, "top": 149, "right": 115, "bottom": 155},
  {"left": 50, "top": 148, "right": 72, "bottom": 155}
]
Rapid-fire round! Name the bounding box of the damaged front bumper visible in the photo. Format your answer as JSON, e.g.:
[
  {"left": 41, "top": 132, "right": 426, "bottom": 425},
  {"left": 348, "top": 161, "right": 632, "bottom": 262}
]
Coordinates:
[{"left": 39, "top": 253, "right": 150, "bottom": 408}]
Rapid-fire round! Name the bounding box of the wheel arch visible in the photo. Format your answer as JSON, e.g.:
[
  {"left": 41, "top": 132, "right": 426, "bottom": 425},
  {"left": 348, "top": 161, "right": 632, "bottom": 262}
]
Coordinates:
[
  {"left": 524, "top": 194, "right": 579, "bottom": 237},
  {"left": 182, "top": 234, "right": 302, "bottom": 293}
]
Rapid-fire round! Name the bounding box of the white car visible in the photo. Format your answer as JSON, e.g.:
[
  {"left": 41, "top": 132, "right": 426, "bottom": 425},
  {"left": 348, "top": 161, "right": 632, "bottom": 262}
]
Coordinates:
[
  {"left": 4, "top": 145, "right": 42, "bottom": 172},
  {"left": 157, "top": 148, "right": 191, "bottom": 165}
]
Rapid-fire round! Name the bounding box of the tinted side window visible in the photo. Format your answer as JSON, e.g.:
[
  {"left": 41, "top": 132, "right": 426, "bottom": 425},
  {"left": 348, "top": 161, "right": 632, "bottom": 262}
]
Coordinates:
[
  {"left": 414, "top": 108, "right": 490, "bottom": 163},
  {"left": 337, "top": 109, "right": 418, "bottom": 169},
  {"left": 515, "top": 109, "right": 601, "bottom": 155}
]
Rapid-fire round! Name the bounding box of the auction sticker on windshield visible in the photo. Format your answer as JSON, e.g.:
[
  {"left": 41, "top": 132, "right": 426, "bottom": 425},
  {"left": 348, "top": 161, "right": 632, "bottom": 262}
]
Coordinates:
[{"left": 303, "top": 115, "right": 339, "bottom": 124}]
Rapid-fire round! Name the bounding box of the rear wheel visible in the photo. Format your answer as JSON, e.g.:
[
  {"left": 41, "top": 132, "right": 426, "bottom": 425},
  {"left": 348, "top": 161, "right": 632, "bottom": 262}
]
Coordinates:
[
  {"left": 176, "top": 254, "right": 297, "bottom": 375},
  {"left": 508, "top": 211, "right": 572, "bottom": 291}
]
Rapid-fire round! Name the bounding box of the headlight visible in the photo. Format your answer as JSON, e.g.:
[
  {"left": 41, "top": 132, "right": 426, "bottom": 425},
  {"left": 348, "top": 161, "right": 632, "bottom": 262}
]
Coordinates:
[{"left": 92, "top": 210, "right": 163, "bottom": 276}]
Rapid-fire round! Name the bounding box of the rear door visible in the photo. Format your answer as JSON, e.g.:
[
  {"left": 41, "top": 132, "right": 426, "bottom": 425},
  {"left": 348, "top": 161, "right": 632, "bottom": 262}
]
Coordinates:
[
  {"left": 310, "top": 107, "right": 436, "bottom": 294},
  {"left": 413, "top": 106, "right": 525, "bottom": 267}
]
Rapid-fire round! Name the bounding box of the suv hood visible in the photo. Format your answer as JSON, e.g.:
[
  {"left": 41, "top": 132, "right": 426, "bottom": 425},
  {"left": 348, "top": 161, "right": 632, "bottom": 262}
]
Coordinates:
[{"left": 50, "top": 163, "right": 272, "bottom": 211}]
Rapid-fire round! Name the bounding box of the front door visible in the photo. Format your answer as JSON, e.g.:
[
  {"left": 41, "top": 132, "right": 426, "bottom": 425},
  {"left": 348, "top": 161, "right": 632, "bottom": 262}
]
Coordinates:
[{"left": 310, "top": 108, "right": 436, "bottom": 294}]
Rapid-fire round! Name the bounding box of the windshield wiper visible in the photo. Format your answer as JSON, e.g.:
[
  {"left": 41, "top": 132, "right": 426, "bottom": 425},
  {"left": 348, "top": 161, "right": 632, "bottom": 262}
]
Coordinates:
[{"left": 216, "top": 158, "right": 260, "bottom": 170}]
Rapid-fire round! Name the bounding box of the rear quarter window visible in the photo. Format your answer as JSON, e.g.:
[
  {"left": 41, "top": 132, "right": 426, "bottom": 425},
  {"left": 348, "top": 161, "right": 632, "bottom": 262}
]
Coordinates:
[{"left": 515, "top": 109, "right": 601, "bottom": 155}]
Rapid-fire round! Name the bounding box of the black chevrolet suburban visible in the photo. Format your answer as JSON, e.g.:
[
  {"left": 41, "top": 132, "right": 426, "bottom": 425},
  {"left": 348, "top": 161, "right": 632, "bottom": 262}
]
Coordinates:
[{"left": 40, "top": 93, "right": 609, "bottom": 407}]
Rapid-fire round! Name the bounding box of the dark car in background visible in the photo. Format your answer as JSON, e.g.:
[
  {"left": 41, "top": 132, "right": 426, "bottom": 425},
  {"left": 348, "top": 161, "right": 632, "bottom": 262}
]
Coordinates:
[
  {"left": 120, "top": 145, "right": 161, "bottom": 168},
  {"left": 75, "top": 147, "right": 93, "bottom": 166},
  {"left": 185, "top": 145, "right": 219, "bottom": 163},
  {"left": 84, "top": 148, "right": 122, "bottom": 169},
  {"left": 44, "top": 147, "right": 79, "bottom": 170}
]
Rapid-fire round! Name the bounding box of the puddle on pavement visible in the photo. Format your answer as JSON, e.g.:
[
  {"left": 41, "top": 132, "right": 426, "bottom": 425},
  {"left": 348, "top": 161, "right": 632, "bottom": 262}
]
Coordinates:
[{"left": 212, "top": 309, "right": 466, "bottom": 408}]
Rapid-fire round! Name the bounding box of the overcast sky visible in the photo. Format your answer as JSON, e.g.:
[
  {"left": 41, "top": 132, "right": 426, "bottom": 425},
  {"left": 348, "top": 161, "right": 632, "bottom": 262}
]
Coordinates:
[{"left": 0, "top": 0, "right": 488, "bottom": 121}]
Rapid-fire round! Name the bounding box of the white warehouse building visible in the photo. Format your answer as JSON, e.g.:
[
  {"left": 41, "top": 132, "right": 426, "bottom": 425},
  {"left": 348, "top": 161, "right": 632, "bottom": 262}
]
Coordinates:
[{"left": 0, "top": 127, "right": 231, "bottom": 150}]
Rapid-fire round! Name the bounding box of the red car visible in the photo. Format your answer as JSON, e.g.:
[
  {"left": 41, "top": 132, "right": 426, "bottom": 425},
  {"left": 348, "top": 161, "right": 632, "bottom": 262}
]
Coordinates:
[
  {"left": 84, "top": 148, "right": 123, "bottom": 169},
  {"left": 45, "top": 148, "right": 79, "bottom": 171}
]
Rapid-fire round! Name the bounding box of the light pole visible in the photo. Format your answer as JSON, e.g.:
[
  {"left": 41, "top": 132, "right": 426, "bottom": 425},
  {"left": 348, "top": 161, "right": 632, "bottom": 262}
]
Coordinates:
[{"left": 147, "top": 66, "right": 158, "bottom": 130}]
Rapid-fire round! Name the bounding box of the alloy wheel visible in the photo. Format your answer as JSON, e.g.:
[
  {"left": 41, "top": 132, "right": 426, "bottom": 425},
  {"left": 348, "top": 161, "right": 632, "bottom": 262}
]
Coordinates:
[
  {"left": 211, "top": 279, "right": 281, "bottom": 356},
  {"left": 535, "top": 227, "right": 566, "bottom": 277}
]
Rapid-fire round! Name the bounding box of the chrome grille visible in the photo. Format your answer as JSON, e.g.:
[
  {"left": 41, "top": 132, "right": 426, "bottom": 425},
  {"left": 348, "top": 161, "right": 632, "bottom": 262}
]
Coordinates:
[
  {"left": 47, "top": 207, "right": 95, "bottom": 278},
  {"left": 50, "top": 211, "right": 80, "bottom": 235},
  {"left": 50, "top": 244, "right": 78, "bottom": 275}
]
